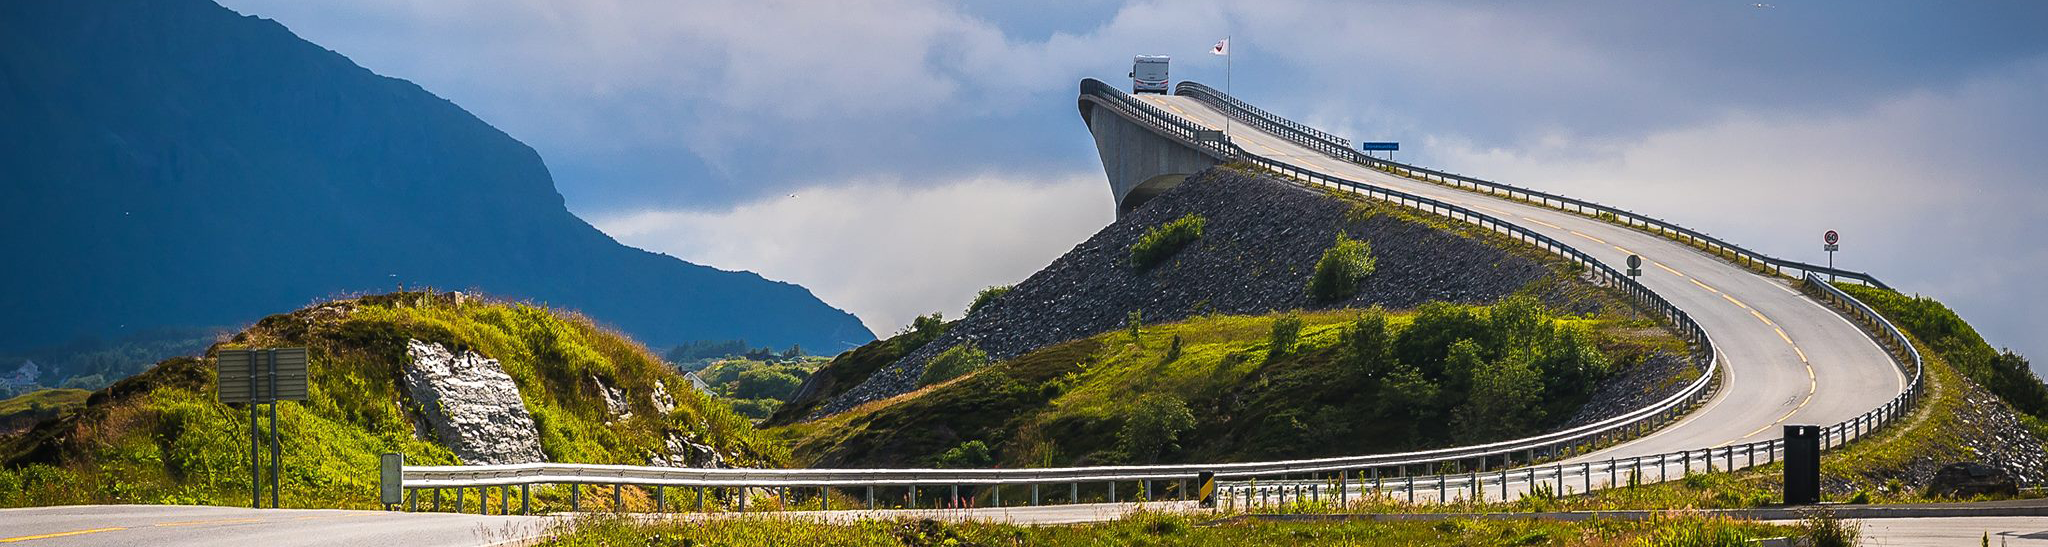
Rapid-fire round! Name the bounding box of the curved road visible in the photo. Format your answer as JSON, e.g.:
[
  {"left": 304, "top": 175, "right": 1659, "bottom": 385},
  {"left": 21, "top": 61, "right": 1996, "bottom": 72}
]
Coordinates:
[{"left": 1136, "top": 93, "right": 1904, "bottom": 465}]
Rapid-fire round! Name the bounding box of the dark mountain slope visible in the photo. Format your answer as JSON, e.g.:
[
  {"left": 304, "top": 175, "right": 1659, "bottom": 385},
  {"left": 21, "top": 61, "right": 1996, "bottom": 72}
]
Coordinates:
[{"left": 0, "top": 0, "right": 873, "bottom": 357}]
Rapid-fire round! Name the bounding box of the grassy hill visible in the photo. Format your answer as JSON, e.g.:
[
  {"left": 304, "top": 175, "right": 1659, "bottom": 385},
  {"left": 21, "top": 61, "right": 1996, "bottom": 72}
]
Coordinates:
[
  {"left": 0, "top": 292, "right": 775, "bottom": 508},
  {"left": 776, "top": 296, "right": 1686, "bottom": 469}
]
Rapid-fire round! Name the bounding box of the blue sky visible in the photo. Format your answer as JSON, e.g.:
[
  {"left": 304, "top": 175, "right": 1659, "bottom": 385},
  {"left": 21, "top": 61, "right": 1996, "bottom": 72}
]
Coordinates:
[{"left": 216, "top": 0, "right": 2048, "bottom": 372}]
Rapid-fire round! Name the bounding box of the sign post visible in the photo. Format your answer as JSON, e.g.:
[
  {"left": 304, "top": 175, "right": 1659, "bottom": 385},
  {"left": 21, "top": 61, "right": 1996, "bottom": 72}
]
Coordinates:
[
  {"left": 1822, "top": 230, "right": 1840, "bottom": 283},
  {"left": 218, "top": 348, "right": 309, "bottom": 509},
  {"left": 1626, "top": 254, "right": 1643, "bottom": 278}
]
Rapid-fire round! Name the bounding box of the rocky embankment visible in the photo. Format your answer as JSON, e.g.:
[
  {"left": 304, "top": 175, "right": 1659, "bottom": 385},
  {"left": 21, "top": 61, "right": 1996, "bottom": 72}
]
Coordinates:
[
  {"left": 816, "top": 167, "right": 1606, "bottom": 418},
  {"left": 401, "top": 339, "right": 545, "bottom": 465}
]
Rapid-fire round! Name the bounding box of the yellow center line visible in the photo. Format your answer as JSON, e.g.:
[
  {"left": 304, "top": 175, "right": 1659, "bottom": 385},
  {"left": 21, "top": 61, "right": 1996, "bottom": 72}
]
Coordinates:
[
  {"left": 1794, "top": 346, "right": 1808, "bottom": 363},
  {"left": 1470, "top": 204, "right": 1513, "bottom": 215},
  {"left": 1521, "top": 217, "right": 1564, "bottom": 230},
  {"left": 1654, "top": 262, "right": 1686, "bottom": 277},
  {"left": 1569, "top": 230, "right": 1610, "bottom": 245},
  {"left": 1774, "top": 327, "right": 1794, "bottom": 345},
  {"left": 1753, "top": 309, "right": 1777, "bottom": 327},
  {"left": 1689, "top": 278, "right": 1720, "bottom": 293},
  {"left": 0, "top": 528, "right": 129, "bottom": 543},
  {"left": 1721, "top": 293, "right": 1749, "bottom": 309}
]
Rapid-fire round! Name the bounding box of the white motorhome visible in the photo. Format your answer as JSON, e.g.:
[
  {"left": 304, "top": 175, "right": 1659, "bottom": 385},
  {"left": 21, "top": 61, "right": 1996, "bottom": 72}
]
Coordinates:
[{"left": 1130, "top": 55, "right": 1169, "bottom": 94}]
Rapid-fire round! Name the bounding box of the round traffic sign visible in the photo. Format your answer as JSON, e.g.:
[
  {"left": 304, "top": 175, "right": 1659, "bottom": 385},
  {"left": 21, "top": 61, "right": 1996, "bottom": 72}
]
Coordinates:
[
  {"left": 1627, "top": 254, "right": 1642, "bottom": 268},
  {"left": 1824, "top": 230, "right": 1839, "bottom": 245}
]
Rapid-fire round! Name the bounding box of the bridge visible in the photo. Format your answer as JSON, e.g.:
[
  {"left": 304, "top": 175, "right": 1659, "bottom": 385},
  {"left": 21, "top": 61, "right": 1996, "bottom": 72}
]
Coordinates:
[
  {"left": 363, "top": 79, "right": 1922, "bottom": 510},
  {"left": 2, "top": 79, "right": 1970, "bottom": 545}
]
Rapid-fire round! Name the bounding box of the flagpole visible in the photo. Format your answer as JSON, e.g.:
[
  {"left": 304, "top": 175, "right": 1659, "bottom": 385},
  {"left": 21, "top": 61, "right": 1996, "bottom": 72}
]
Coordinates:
[{"left": 1224, "top": 35, "right": 1231, "bottom": 142}]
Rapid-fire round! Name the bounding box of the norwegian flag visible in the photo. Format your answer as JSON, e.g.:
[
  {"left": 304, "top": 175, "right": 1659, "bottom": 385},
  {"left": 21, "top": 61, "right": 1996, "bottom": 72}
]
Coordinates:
[{"left": 1210, "top": 38, "right": 1229, "bottom": 55}]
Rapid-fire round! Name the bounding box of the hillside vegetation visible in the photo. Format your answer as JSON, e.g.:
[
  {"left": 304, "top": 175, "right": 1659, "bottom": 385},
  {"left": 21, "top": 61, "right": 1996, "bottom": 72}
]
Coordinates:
[
  {"left": 777, "top": 296, "right": 1685, "bottom": 469},
  {"left": 1836, "top": 284, "right": 2048, "bottom": 433},
  {"left": 0, "top": 292, "right": 774, "bottom": 508}
]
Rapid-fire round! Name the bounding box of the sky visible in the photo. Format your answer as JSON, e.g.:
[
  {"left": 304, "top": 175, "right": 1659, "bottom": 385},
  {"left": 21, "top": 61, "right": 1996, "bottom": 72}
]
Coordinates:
[{"left": 215, "top": 0, "right": 2048, "bottom": 373}]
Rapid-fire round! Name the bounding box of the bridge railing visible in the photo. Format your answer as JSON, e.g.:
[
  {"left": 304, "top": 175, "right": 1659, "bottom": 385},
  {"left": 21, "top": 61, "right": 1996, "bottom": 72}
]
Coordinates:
[
  {"left": 1171, "top": 82, "right": 1891, "bottom": 289},
  {"left": 386, "top": 80, "right": 1740, "bottom": 515},
  {"left": 1170, "top": 81, "right": 1930, "bottom": 504}
]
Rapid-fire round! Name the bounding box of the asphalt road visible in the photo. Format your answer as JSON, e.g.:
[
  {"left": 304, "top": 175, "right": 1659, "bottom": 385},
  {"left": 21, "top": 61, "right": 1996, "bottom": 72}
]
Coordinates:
[
  {"left": 1138, "top": 93, "right": 1905, "bottom": 477},
  {"left": 0, "top": 505, "right": 555, "bottom": 546}
]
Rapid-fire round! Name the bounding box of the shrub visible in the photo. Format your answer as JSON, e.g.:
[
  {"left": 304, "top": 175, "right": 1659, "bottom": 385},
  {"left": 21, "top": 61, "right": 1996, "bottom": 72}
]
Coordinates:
[
  {"left": 1129, "top": 214, "right": 1207, "bottom": 269},
  {"left": 1162, "top": 334, "right": 1183, "bottom": 363},
  {"left": 1118, "top": 394, "right": 1197, "bottom": 463},
  {"left": 917, "top": 343, "right": 990, "bottom": 387},
  {"left": 933, "top": 440, "right": 993, "bottom": 468},
  {"left": 966, "top": 285, "right": 1012, "bottom": 316},
  {"left": 733, "top": 369, "right": 802, "bottom": 400},
  {"left": 1268, "top": 314, "right": 1303, "bottom": 360},
  {"left": 1305, "top": 233, "right": 1375, "bottom": 301},
  {"left": 899, "top": 312, "right": 949, "bottom": 348}
]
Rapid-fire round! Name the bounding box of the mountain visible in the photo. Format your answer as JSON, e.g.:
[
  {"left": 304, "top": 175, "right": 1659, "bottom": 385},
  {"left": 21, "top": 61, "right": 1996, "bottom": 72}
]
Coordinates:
[{"left": 0, "top": 0, "right": 874, "bottom": 360}]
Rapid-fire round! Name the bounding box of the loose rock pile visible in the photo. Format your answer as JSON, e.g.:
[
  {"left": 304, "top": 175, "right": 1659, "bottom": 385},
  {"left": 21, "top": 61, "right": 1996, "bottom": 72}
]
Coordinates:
[{"left": 818, "top": 167, "right": 1580, "bottom": 417}]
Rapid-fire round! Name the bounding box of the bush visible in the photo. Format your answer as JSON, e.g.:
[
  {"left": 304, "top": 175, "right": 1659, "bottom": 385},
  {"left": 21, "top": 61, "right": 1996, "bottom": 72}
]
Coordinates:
[
  {"left": 933, "top": 440, "right": 993, "bottom": 468},
  {"left": 1129, "top": 214, "right": 1207, "bottom": 269},
  {"left": 1306, "top": 233, "right": 1375, "bottom": 301},
  {"left": 966, "top": 285, "right": 1012, "bottom": 316},
  {"left": 1118, "top": 394, "right": 1197, "bottom": 463},
  {"left": 899, "top": 312, "right": 949, "bottom": 348},
  {"left": 917, "top": 343, "right": 990, "bottom": 387},
  {"left": 733, "top": 369, "right": 802, "bottom": 400},
  {"left": 1268, "top": 314, "right": 1303, "bottom": 360}
]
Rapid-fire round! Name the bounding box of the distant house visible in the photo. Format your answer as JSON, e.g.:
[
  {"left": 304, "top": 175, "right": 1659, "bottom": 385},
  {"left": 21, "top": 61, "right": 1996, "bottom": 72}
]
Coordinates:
[
  {"left": 1, "top": 360, "right": 39, "bottom": 390},
  {"left": 682, "top": 371, "right": 712, "bottom": 393}
]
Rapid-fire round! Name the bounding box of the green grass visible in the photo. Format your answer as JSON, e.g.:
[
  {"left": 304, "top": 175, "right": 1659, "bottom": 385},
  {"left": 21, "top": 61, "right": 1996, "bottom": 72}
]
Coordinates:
[
  {"left": 775, "top": 301, "right": 1685, "bottom": 471},
  {"left": 0, "top": 388, "right": 88, "bottom": 419},
  {"left": 1129, "top": 213, "right": 1207, "bottom": 269},
  {"left": 0, "top": 291, "right": 777, "bottom": 509},
  {"left": 536, "top": 511, "right": 1800, "bottom": 547},
  {"left": 1835, "top": 283, "right": 2048, "bottom": 433}
]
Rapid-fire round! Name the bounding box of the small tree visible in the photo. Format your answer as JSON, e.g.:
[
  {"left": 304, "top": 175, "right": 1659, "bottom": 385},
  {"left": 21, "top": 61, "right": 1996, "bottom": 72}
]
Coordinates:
[
  {"left": 1306, "top": 233, "right": 1376, "bottom": 301},
  {"left": 1344, "top": 307, "right": 1395, "bottom": 379},
  {"left": 1455, "top": 342, "right": 1544, "bottom": 441},
  {"left": 917, "top": 343, "right": 990, "bottom": 387},
  {"left": 1129, "top": 213, "right": 1207, "bottom": 269},
  {"left": 934, "top": 440, "right": 994, "bottom": 468},
  {"left": 966, "top": 285, "right": 1013, "bottom": 316},
  {"left": 1127, "top": 309, "right": 1143, "bottom": 342},
  {"left": 1268, "top": 314, "right": 1304, "bottom": 360},
  {"left": 1118, "top": 394, "right": 1197, "bottom": 463}
]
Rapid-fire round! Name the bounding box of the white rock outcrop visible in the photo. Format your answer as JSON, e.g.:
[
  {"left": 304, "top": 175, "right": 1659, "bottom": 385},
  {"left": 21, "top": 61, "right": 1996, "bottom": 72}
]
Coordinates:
[{"left": 402, "top": 339, "right": 545, "bottom": 465}]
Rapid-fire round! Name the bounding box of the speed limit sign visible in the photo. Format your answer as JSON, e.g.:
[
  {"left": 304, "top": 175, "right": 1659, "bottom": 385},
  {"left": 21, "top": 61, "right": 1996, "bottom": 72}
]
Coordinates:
[{"left": 1824, "top": 230, "right": 1839, "bottom": 247}]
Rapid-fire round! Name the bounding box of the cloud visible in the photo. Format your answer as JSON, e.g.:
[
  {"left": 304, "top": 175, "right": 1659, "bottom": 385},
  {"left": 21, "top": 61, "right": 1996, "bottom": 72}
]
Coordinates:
[
  {"left": 595, "top": 173, "right": 1116, "bottom": 336},
  {"left": 1426, "top": 57, "right": 2048, "bottom": 364}
]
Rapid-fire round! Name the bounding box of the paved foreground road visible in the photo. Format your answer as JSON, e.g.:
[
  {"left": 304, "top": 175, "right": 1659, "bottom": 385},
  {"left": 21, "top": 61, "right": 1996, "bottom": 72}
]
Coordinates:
[{"left": 0, "top": 505, "right": 554, "bottom": 546}]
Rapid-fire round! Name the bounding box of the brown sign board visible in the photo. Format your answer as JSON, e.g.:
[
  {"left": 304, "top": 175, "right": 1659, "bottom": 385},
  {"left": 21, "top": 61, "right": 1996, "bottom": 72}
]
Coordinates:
[{"left": 217, "top": 348, "right": 309, "bottom": 404}]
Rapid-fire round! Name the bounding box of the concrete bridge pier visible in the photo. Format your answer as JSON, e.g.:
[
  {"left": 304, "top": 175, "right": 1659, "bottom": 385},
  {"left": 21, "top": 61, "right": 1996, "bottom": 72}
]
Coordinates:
[{"left": 1078, "top": 94, "right": 1224, "bottom": 216}]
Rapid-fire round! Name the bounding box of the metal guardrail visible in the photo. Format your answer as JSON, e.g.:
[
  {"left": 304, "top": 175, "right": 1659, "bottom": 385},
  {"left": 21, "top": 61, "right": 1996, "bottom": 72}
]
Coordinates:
[
  {"left": 388, "top": 79, "right": 1737, "bottom": 515},
  {"left": 1171, "top": 82, "right": 1892, "bottom": 290},
  {"left": 1171, "top": 81, "right": 1927, "bottom": 505}
]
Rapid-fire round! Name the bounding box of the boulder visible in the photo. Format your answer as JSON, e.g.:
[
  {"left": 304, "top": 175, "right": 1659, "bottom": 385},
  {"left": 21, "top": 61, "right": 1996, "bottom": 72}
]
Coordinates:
[
  {"left": 1926, "top": 462, "right": 2018, "bottom": 498},
  {"left": 401, "top": 339, "right": 546, "bottom": 465}
]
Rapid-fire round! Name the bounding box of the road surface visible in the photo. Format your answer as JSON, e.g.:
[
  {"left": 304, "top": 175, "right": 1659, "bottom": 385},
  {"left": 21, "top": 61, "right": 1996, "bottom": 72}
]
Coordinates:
[
  {"left": 1136, "top": 93, "right": 1904, "bottom": 495},
  {"left": 0, "top": 505, "right": 554, "bottom": 546}
]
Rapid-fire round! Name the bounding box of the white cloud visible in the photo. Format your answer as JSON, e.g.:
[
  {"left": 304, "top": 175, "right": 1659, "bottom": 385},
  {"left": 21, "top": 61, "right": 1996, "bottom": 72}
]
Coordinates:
[
  {"left": 595, "top": 174, "right": 1116, "bottom": 336},
  {"left": 1426, "top": 58, "right": 2048, "bottom": 362}
]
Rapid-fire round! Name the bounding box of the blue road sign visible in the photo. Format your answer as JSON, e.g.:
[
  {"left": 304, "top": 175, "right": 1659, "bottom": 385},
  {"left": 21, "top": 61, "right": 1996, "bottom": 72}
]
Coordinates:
[{"left": 1360, "top": 142, "right": 1399, "bottom": 151}]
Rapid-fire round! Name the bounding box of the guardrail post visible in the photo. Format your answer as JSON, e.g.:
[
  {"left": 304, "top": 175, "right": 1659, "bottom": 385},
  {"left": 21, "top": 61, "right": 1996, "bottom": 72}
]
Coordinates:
[
  {"left": 1554, "top": 464, "right": 1564, "bottom": 493},
  {"left": 1406, "top": 475, "right": 1415, "bottom": 503},
  {"left": 455, "top": 486, "right": 464, "bottom": 514},
  {"left": 406, "top": 488, "right": 416, "bottom": 512},
  {"left": 1582, "top": 463, "right": 1591, "bottom": 493},
  {"left": 993, "top": 484, "right": 1002, "bottom": 507},
  {"left": 433, "top": 487, "right": 441, "bottom": 512},
  {"left": 1071, "top": 483, "right": 1079, "bottom": 504},
  {"left": 1499, "top": 468, "right": 1508, "bottom": 500},
  {"left": 655, "top": 485, "right": 665, "bottom": 512},
  {"left": 521, "top": 484, "right": 530, "bottom": 515},
  {"left": 738, "top": 486, "right": 746, "bottom": 512},
  {"left": 613, "top": 484, "right": 623, "bottom": 512},
  {"left": 1107, "top": 482, "right": 1115, "bottom": 503},
  {"left": 569, "top": 483, "right": 579, "bottom": 512},
  {"left": 822, "top": 487, "right": 831, "bottom": 511},
  {"left": 1031, "top": 484, "right": 1040, "bottom": 506},
  {"left": 1436, "top": 473, "right": 1445, "bottom": 503}
]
